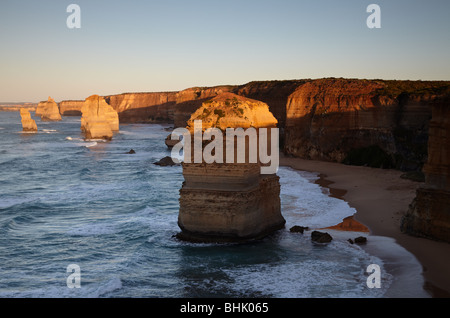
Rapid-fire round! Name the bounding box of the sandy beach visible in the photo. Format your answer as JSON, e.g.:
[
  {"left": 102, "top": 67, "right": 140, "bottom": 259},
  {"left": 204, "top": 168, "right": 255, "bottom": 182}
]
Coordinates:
[{"left": 280, "top": 154, "right": 450, "bottom": 298}]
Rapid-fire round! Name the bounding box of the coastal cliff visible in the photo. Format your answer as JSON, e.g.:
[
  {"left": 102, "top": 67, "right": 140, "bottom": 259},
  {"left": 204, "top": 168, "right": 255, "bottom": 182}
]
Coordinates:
[
  {"left": 54, "top": 78, "right": 449, "bottom": 173},
  {"left": 177, "top": 93, "right": 285, "bottom": 242},
  {"left": 234, "top": 80, "right": 307, "bottom": 133},
  {"left": 284, "top": 78, "right": 449, "bottom": 171},
  {"left": 81, "top": 95, "right": 119, "bottom": 140},
  {"left": 105, "top": 92, "right": 178, "bottom": 123},
  {"left": 36, "top": 97, "right": 62, "bottom": 121},
  {"left": 401, "top": 95, "right": 450, "bottom": 242}
]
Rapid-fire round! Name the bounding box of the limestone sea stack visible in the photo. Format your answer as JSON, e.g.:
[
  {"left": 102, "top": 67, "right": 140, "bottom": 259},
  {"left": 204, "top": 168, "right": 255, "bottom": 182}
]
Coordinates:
[
  {"left": 177, "top": 93, "right": 285, "bottom": 243},
  {"left": 81, "top": 95, "right": 119, "bottom": 140},
  {"left": 401, "top": 95, "right": 450, "bottom": 242},
  {"left": 19, "top": 108, "right": 38, "bottom": 132},
  {"left": 36, "top": 97, "right": 62, "bottom": 121}
]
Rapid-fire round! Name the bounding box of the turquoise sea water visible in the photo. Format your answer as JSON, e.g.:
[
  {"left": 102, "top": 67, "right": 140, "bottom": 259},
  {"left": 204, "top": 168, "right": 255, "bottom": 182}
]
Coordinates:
[{"left": 0, "top": 111, "right": 422, "bottom": 298}]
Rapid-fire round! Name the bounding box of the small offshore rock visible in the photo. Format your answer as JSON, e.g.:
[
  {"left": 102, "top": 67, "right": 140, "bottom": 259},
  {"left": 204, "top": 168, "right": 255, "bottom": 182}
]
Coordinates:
[
  {"left": 126, "top": 149, "right": 136, "bottom": 154},
  {"left": 311, "top": 231, "right": 333, "bottom": 243},
  {"left": 354, "top": 236, "right": 367, "bottom": 244},
  {"left": 348, "top": 239, "right": 354, "bottom": 244},
  {"left": 165, "top": 134, "right": 180, "bottom": 149},
  {"left": 290, "top": 226, "right": 309, "bottom": 234},
  {"left": 154, "top": 156, "right": 179, "bottom": 166}
]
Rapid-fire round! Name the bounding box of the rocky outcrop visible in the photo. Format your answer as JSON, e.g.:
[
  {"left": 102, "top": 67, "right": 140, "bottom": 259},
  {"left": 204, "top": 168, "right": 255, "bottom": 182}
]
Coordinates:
[
  {"left": 59, "top": 100, "right": 84, "bottom": 116},
  {"left": 165, "top": 134, "right": 180, "bottom": 148},
  {"left": 154, "top": 156, "right": 179, "bottom": 166},
  {"left": 36, "top": 97, "right": 62, "bottom": 121},
  {"left": 284, "top": 79, "right": 449, "bottom": 171},
  {"left": 19, "top": 109, "right": 37, "bottom": 132},
  {"left": 174, "top": 86, "right": 236, "bottom": 128},
  {"left": 311, "top": 231, "right": 333, "bottom": 243},
  {"left": 81, "top": 95, "right": 119, "bottom": 140},
  {"left": 186, "top": 92, "right": 278, "bottom": 131},
  {"left": 401, "top": 95, "right": 450, "bottom": 242},
  {"left": 177, "top": 93, "right": 285, "bottom": 242}
]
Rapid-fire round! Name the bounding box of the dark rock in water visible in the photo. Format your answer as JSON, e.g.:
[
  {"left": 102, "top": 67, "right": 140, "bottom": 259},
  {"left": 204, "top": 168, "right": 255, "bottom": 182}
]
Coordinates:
[
  {"left": 311, "top": 231, "right": 333, "bottom": 243},
  {"left": 154, "top": 156, "right": 179, "bottom": 166},
  {"left": 125, "top": 149, "right": 136, "bottom": 154},
  {"left": 348, "top": 239, "right": 354, "bottom": 244},
  {"left": 165, "top": 133, "right": 181, "bottom": 149},
  {"left": 290, "top": 226, "right": 309, "bottom": 234},
  {"left": 354, "top": 236, "right": 367, "bottom": 244}
]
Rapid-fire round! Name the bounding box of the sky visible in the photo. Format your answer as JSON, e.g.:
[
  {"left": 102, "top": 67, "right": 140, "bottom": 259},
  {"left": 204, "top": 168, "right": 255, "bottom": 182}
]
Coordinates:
[{"left": 1, "top": 0, "right": 449, "bottom": 102}]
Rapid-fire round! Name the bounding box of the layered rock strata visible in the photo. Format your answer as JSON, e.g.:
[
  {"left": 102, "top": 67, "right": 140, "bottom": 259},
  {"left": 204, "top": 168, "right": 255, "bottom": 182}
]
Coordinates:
[
  {"left": 284, "top": 79, "right": 449, "bottom": 171},
  {"left": 36, "top": 97, "right": 62, "bottom": 121},
  {"left": 105, "top": 92, "right": 178, "bottom": 123},
  {"left": 401, "top": 95, "right": 450, "bottom": 242},
  {"left": 59, "top": 100, "right": 84, "bottom": 116},
  {"left": 81, "top": 95, "right": 119, "bottom": 140},
  {"left": 19, "top": 108, "right": 38, "bottom": 132},
  {"left": 177, "top": 93, "right": 285, "bottom": 242}
]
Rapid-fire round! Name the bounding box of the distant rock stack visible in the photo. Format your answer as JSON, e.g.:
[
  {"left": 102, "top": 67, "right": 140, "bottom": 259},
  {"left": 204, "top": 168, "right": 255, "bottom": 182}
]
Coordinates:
[
  {"left": 36, "top": 97, "right": 62, "bottom": 121},
  {"left": 401, "top": 95, "right": 450, "bottom": 242},
  {"left": 19, "top": 108, "right": 38, "bottom": 132},
  {"left": 81, "top": 95, "right": 119, "bottom": 140},
  {"left": 177, "top": 93, "right": 285, "bottom": 243}
]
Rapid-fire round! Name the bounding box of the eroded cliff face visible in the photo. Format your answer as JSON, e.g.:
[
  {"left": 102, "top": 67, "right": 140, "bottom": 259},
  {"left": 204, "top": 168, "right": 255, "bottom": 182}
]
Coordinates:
[
  {"left": 36, "top": 97, "right": 62, "bottom": 122},
  {"left": 59, "top": 100, "right": 84, "bottom": 116},
  {"left": 401, "top": 96, "right": 450, "bottom": 242},
  {"left": 105, "top": 92, "right": 178, "bottom": 123},
  {"left": 177, "top": 93, "right": 285, "bottom": 242},
  {"left": 81, "top": 95, "right": 119, "bottom": 140},
  {"left": 19, "top": 108, "right": 37, "bottom": 132},
  {"left": 233, "top": 80, "right": 307, "bottom": 132},
  {"left": 284, "top": 78, "right": 449, "bottom": 171}
]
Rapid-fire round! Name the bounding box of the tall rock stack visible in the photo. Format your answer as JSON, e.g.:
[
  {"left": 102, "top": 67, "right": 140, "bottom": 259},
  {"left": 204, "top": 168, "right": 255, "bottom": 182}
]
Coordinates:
[
  {"left": 177, "top": 93, "right": 285, "bottom": 243},
  {"left": 401, "top": 95, "right": 450, "bottom": 242},
  {"left": 81, "top": 95, "right": 119, "bottom": 140},
  {"left": 19, "top": 108, "right": 38, "bottom": 132},
  {"left": 36, "top": 97, "right": 62, "bottom": 121}
]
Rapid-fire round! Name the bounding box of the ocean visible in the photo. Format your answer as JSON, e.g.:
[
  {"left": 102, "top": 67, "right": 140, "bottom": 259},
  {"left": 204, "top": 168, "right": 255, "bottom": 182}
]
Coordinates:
[{"left": 0, "top": 111, "right": 424, "bottom": 298}]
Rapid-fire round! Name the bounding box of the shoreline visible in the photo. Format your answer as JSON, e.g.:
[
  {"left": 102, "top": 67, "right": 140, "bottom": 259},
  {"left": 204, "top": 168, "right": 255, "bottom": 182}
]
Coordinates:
[{"left": 280, "top": 154, "right": 450, "bottom": 298}]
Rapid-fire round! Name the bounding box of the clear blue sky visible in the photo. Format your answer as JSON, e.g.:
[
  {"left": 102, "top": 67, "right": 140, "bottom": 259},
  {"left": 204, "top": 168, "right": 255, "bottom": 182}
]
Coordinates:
[{"left": 1, "top": 0, "right": 449, "bottom": 102}]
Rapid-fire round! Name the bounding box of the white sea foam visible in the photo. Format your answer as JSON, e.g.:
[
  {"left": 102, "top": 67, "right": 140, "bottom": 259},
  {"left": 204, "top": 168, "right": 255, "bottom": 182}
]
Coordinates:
[
  {"left": 223, "top": 240, "right": 392, "bottom": 298},
  {"left": 85, "top": 142, "right": 98, "bottom": 148},
  {"left": 278, "top": 167, "right": 356, "bottom": 229}
]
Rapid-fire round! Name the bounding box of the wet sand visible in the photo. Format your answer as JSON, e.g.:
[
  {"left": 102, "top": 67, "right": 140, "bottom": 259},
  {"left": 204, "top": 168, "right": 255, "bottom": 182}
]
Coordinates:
[{"left": 280, "top": 155, "right": 450, "bottom": 298}]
